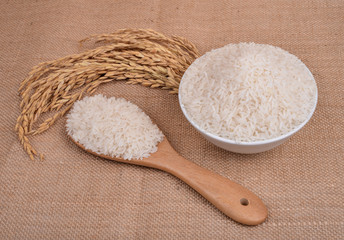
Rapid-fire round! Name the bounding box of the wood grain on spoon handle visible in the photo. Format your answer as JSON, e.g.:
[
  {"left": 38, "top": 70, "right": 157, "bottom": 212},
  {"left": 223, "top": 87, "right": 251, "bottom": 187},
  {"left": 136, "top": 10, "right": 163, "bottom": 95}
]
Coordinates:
[
  {"left": 140, "top": 139, "right": 268, "bottom": 225},
  {"left": 71, "top": 137, "right": 268, "bottom": 225}
]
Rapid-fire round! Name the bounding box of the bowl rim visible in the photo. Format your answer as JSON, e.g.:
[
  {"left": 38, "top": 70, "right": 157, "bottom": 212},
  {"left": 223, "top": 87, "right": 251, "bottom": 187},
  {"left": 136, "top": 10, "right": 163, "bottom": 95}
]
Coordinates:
[{"left": 178, "top": 66, "right": 318, "bottom": 146}]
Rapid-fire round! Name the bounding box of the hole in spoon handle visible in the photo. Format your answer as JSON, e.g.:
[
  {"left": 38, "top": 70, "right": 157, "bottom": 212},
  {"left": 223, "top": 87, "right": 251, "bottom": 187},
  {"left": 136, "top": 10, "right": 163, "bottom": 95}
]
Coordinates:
[{"left": 240, "top": 198, "right": 249, "bottom": 206}]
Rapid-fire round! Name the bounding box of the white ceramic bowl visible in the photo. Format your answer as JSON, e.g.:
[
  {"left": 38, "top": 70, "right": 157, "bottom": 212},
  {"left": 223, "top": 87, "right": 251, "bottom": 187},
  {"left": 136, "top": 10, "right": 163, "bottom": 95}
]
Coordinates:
[{"left": 178, "top": 69, "right": 318, "bottom": 154}]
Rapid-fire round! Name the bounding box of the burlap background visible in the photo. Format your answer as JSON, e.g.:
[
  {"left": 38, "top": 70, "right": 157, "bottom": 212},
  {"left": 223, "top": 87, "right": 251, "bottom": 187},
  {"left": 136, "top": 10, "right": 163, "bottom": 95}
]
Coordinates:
[{"left": 1, "top": 0, "right": 343, "bottom": 239}]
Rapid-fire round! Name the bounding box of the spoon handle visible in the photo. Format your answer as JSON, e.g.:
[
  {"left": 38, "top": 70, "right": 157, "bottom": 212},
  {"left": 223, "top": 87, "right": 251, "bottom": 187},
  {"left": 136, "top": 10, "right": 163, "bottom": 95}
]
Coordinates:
[
  {"left": 71, "top": 136, "right": 267, "bottom": 225},
  {"left": 148, "top": 148, "right": 268, "bottom": 225}
]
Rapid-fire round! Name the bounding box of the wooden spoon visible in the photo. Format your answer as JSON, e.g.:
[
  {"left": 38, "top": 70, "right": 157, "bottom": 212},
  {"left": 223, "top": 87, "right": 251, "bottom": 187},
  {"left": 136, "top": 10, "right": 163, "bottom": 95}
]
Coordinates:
[{"left": 69, "top": 136, "right": 268, "bottom": 225}]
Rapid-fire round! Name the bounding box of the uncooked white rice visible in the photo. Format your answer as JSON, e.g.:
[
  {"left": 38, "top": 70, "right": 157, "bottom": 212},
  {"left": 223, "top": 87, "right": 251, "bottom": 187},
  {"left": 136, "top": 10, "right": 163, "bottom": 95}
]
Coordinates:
[
  {"left": 179, "top": 42, "right": 317, "bottom": 142},
  {"left": 66, "top": 94, "right": 164, "bottom": 160}
]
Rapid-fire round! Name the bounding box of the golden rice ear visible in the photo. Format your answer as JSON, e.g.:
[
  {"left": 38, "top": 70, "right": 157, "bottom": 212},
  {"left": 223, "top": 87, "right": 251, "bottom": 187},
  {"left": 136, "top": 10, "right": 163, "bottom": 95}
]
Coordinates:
[{"left": 16, "top": 29, "right": 199, "bottom": 160}]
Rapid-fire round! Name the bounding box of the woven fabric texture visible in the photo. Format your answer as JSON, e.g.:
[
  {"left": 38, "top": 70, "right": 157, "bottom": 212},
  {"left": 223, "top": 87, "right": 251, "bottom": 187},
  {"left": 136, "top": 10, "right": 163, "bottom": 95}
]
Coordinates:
[{"left": 0, "top": 0, "right": 343, "bottom": 239}]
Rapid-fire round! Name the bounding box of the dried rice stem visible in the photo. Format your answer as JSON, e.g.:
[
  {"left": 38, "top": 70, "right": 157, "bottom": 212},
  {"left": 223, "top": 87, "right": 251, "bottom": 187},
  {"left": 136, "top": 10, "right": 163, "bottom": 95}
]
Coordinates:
[{"left": 16, "top": 29, "right": 199, "bottom": 160}]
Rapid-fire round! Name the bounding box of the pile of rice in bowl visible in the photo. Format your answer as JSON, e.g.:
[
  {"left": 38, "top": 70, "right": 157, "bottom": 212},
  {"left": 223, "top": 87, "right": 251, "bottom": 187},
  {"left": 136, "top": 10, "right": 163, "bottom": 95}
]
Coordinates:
[{"left": 179, "top": 42, "right": 317, "bottom": 143}]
